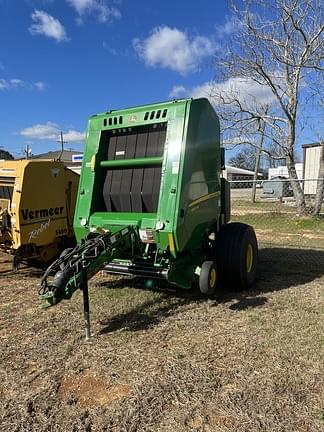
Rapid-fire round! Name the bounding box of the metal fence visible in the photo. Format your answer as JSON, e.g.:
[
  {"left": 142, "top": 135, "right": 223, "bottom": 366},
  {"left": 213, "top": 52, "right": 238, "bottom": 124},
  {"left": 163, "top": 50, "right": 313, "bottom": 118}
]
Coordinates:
[{"left": 228, "top": 178, "right": 324, "bottom": 269}]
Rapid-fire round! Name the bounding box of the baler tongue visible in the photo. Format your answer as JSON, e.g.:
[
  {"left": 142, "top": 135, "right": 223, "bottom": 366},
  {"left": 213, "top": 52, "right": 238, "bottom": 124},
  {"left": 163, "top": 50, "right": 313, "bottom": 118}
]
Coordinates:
[{"left": 39, "top": 226, "right": 136, "bottom": 335}]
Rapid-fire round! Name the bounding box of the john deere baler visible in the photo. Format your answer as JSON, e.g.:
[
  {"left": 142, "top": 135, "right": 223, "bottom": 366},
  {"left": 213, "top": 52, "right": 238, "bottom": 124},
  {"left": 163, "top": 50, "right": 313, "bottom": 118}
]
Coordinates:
[{"left": 41, "top": 98, "right": 258, "bottom": 313}]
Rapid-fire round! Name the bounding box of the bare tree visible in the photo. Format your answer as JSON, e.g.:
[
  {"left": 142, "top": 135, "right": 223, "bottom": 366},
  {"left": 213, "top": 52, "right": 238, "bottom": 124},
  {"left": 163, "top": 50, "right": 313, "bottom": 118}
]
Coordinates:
[
  {"left": 214, "top": 0, "right": 324, "bottom": 215},
  {"left": 228, "top": 146, "right": 257, "bottom": 171}
]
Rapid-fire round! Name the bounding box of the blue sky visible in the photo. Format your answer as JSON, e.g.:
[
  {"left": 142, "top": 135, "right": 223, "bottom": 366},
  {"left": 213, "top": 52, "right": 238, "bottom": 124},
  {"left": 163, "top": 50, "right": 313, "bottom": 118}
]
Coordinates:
[
  {"left": 0, "top": 0, "right": 321, "bottom": 161},
  {"left": 0, "top": 0, "right": 233, "bottom": 157}
]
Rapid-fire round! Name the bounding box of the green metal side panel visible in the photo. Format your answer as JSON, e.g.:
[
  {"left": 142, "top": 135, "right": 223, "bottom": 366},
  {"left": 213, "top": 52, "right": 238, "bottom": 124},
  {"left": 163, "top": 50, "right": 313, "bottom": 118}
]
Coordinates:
[{"left": 173, "top": 99, "right": 221, "bottom": 252}]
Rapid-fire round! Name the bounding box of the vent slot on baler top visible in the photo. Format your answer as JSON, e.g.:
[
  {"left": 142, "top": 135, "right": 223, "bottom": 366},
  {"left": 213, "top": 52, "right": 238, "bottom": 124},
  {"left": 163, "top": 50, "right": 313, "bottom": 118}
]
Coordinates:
[
  {"left": 144, "top": 109, "right": 168, "bottom": 121},
  {"left": 104, "top": 116, "right": 123, "bottom": 126},
  {"left": 101, "top": 122, "right": 167, "bottom": 213}
]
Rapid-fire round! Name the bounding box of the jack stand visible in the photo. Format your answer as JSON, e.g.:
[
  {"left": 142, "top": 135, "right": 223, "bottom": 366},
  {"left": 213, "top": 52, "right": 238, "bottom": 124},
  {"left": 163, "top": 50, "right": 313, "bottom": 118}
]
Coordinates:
[
  {"left": 12, "top": 254, "right": 19, "bottom": 272},
  {"left": 81, "top": 263, "right": 91, "bottom": 340}
]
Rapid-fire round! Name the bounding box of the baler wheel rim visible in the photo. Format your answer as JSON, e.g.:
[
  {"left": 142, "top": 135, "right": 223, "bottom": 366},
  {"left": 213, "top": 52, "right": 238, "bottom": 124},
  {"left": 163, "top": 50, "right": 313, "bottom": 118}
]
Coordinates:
[
  {"left": 246, "top": 244, "right": 254, "bottom": 273},
  {"left": 199, "top": 260, "right": 217, "bottom": 296},
  {"left": 209, "top": 268, "right": 217, "bottom": 288}
]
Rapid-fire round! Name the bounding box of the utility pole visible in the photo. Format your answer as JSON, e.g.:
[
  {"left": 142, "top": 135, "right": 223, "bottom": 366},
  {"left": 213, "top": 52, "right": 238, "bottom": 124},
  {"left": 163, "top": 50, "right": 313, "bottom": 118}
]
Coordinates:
[
  {"left": 251, "top": 119, "right": 266, "bottom": 203},
  {"left": 251, "top": 105, "right": 268, "bottom": 203},
  {"left": 57, "top": 131, "right": 68, "bottom": 161},
  {"left": 24, "top": 144, "right": 32, "bottom": 159}
]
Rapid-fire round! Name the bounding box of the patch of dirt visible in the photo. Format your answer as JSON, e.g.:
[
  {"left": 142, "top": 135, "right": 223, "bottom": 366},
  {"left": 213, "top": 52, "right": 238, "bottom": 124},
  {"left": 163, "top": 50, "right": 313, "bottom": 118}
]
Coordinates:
[
  {"left": 208, "top": 413, "right": 240, "bottom": 429},
  {"left": 58, "top": 374, "right": 131, "bottom": 408}
]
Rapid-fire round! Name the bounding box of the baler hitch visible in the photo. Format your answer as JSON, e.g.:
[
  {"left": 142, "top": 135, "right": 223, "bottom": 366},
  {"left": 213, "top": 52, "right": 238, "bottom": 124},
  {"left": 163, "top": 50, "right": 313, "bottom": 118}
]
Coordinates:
[{"left": 39, "top": 226, "right": 135, "bottom": 338}]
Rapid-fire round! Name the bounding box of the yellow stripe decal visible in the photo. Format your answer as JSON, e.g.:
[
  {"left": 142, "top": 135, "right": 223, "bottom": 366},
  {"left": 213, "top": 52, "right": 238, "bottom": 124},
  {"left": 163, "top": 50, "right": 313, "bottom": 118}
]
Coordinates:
[
  {"left": 188, "top": 191, "right": 220, "bottom": 208},
  {"left": 90, "top": 155, "right": 96, "bottom": 172},
  {"left": 168, "top": 233, "right": 175, "bottom": 253}
]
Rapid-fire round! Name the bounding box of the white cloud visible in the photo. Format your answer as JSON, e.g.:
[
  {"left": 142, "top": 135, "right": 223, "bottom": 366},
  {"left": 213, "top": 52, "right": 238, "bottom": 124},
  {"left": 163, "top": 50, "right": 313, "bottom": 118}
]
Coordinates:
[
  {"left": 168, "top": 81, "right": 214, "bottom": 100},
  {"left": 34, "top": 81, "right": 46, "bottom": 91},
  {"left": 190, "top": 81, "right": 216, "bottom": 99},
  {"left": 64, "top": 130, "right": 86, "bottom": 142},
  {"left": 0, "top": 79, "right": 24, "bottom": 90},
  {"left": 67, "top": 0, "right": 121, "bottom": 23},
  {"left": 103, "top": 41, "right": 117, "bottom": 55},
  {"left": 0, "top": 78, "right": 25, "bottom": 90},
  {"left": 222, "top": 136, "right": 257, "bottom": 148},
  {"left": 168, "top": 85, "right": 187, "bottom": 98},
  {"left": 216, "top": 16, "right": 240, "bottom": 37},
  {"left": 0, "top": 78, "right": 45, "bottom": 91},
  {"left": 211, "top": 77, "right": 276, "bottom": 107},
  {"left": 10, "top": 79, "right": 24, "bottom": 86},
  {"left": 29, "top": 10, "right": 68, "bottom": 42},
  {"left": 133, "top": 26, "right": 217, "bottom": 75},
  {"left": 172, "top": 78, "right": 276, "bottom": 108},
  {"left": 20, "top": 122, "right": 59, "bottom": 140},
  {"left": 20, "top": 122, "right": 85, "bottom": 143}
]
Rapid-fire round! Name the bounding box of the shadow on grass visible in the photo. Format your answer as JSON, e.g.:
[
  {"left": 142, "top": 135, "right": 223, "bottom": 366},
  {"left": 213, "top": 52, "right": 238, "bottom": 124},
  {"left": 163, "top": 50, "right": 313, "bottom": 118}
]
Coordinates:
[
  {"left": 228, "top": 296, "right": 268, "bottom": 311},
  {"left": 218, "top": 247, "right": 324, "bottom": 311},
  {"left": 98, "top": 295, "right": 191, "bottom": 334},
  {"left": 0, "top": 252, "right": 46, "bottom": 278},
  {"left": 0, "top": 265, "right": 44, "bottom": 279},
  {"left": 98, "top": 247, "right": 324, "bottom": 330},
  {"left": 257, "top": 246, "right": 324, "bottom": 289}
]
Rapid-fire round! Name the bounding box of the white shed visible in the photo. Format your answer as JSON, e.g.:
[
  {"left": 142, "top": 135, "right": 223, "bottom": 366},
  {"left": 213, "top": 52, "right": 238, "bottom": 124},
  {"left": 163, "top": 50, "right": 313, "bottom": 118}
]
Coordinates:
[
  {"left": 268, "top": 163, "right": 303, "bottom": 180},
  {"left": 303, "top": 143, "right": 322, "bottom": 195},
  {"left": 223, "top": 165, "right": 261, "bottom": 181}
]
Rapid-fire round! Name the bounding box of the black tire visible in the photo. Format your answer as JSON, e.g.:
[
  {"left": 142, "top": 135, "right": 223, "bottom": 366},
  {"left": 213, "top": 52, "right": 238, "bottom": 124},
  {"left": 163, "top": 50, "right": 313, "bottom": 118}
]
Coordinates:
[
  {"left": 199, "top": 261, "right": 217, "bottom": 296},
  {"left": 216, "top": 222, "right": 258, "bottom": 290}
]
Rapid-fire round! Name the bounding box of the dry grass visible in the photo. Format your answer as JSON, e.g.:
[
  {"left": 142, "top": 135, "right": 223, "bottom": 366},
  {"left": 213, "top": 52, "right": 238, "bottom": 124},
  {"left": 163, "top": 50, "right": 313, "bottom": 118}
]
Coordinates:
[
  {"left": 0, "top": 249, "right": 323, "bottom": 432},
  {"left": 231, "top": 199, "right": 324, "bottom": 249}
]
